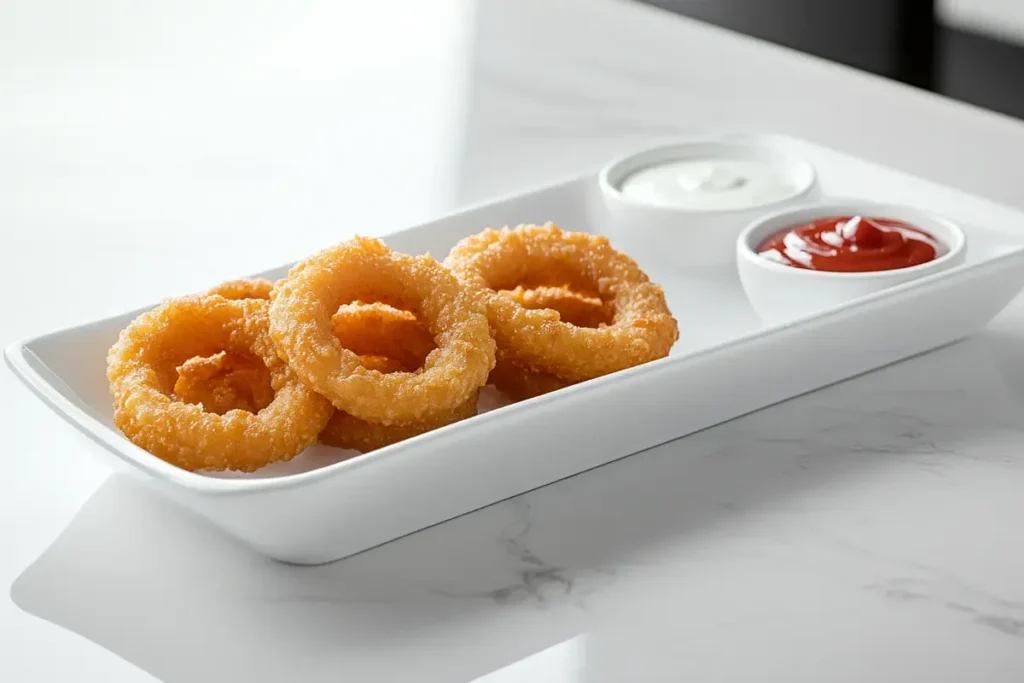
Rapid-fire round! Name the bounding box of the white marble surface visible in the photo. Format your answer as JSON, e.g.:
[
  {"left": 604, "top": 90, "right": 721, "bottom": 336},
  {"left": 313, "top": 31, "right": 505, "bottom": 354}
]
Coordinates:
[{"left": 5, "top": 0, "right": 1024, "bottom": 680}]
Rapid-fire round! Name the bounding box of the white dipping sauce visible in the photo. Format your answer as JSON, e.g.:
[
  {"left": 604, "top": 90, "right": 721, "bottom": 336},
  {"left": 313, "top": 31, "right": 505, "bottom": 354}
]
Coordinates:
[{"left": 618, "top": 158, "right": 805, "bottom": 211}]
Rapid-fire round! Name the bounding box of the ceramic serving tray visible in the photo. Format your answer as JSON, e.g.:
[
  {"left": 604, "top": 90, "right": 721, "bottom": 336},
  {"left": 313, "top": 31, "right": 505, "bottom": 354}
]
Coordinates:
[{"left": 8, "top": 133, "right": 1024, "bottom": 564}]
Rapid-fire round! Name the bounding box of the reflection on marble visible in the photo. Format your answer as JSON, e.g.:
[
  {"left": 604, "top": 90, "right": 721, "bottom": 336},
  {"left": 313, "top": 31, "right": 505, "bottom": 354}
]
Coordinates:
[{"left": 13, "top": 338, "right": 1024, "bottom": 682}]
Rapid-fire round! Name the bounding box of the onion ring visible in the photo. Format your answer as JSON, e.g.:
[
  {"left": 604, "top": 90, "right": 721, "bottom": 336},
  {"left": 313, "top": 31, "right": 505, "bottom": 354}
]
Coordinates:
[
  {"left": 107, "top": 295, "right": 333, "bottom": 472},
  {"left": 269, "top": 237, "right": 495, "bottom": 424},
  {"left": 445, "top": 223, "right": 678, "bottom": 382},
  {"left": 207, "top": 279, "right": 275, "bottom": 301},
  {"left": 173, "top": 351, "right": 274, "bottom": 416}
]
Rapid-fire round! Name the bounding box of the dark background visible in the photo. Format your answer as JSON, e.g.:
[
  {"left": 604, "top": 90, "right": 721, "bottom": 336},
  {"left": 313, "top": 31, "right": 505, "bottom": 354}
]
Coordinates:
[{"left": 640, "top": 0, "right": 1024, "bottom": 120}]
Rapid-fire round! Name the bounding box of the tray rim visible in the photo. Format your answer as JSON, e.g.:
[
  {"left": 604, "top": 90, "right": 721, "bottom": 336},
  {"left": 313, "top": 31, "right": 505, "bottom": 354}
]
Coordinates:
[{"left": 8, "top": 139, "right": 1024, "bottom": 497}]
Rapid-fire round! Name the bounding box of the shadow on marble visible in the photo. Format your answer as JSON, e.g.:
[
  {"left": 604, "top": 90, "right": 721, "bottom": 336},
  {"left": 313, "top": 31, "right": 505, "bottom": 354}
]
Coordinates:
[{"left": 12, "top": 337, "right": 1023, "bottom": 682}]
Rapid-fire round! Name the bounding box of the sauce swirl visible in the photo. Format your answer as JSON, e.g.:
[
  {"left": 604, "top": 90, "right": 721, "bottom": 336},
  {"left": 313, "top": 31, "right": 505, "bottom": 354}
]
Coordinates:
[{"left": 756, "top": 215, "right": 943, "bottom": 273}]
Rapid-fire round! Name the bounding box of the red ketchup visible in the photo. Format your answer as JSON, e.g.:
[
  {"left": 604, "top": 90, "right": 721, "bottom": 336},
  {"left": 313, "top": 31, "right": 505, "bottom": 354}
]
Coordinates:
[{"left": 756, "top": 215, "right": 943, "bottom": 273}]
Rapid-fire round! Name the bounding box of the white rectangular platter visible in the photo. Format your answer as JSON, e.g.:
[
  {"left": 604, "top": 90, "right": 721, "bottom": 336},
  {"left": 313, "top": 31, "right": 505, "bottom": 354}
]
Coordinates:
[{"left": 8, "top": 133, "right": 1024, "bottom": 564}]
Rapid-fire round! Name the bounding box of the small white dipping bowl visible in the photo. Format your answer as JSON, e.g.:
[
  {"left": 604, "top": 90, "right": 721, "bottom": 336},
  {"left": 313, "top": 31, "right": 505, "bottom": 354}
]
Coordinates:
[
  {"left": 736, "top": 201, "right": 967, "bottom": 324},
  {"left": 598, "top": 136, "right": 821, "bottom": 269}
]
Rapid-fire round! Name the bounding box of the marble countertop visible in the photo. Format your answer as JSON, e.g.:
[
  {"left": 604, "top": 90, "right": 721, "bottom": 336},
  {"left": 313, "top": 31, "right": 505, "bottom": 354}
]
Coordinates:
[{"left": 5, "top": 0, "right": 1024, "bottom": 680}]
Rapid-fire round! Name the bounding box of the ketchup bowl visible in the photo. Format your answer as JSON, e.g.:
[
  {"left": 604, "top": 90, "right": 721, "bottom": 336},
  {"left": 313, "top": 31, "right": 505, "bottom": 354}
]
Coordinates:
[
  {"left": 737, "top": 201, "right": 967, "bottom": 323},
  {"left": 597, "top": 135, "right": 821, "bottom": 270}
]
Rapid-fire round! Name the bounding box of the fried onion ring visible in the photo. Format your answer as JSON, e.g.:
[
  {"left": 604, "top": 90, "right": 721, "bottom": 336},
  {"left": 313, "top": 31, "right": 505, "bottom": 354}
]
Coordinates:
[
  {"left": 207, "top": 278, "right": 275, "bottom": 301},
  {"left": 173, "top": 351, "right": 274, "bottom": 416},
  {"left": 269, "top": 237, "right": 495, "bottom": 424},
  {"left": 107, "top": 295, "right": 333, "bottom": 472},
  {"left": 445, "top": 223, "right": 678, "bottom": 382}
]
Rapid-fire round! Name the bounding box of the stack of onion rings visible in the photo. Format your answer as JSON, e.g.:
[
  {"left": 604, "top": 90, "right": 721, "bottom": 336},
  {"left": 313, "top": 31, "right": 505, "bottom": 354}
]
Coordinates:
[{"left": 108, "top": 225, "right": 676, "bottom": 473}]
